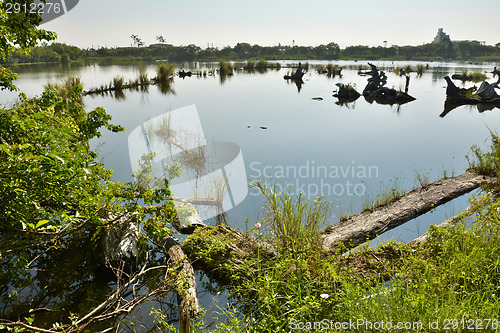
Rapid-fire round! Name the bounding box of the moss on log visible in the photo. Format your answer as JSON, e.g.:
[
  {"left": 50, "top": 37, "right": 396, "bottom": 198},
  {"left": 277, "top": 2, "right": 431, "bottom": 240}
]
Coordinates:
[
  {"left": 164, "top": 236, "right": 200, "bottom": 333},
  {"left": 182, "top": 225, "right": 274, "bottom": 285}
]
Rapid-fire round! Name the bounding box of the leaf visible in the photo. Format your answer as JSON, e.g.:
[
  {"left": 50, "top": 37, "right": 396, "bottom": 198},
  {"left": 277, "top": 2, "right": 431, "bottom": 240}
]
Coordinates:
[
  {"left": 0, "top": 144, "right": 12, "bottom": 156},
  {"left": 35, "top": 220, "right": 49, "bottom": 229}
]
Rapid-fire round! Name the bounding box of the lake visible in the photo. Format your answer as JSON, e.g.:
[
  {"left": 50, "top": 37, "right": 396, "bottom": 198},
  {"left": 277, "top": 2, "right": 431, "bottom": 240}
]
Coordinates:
[
  {"left": 4, "top": 60, "right": 499, "bottom": 244},
  {"left": 2, "top": 59, "right": 499, "bottom": 328}
]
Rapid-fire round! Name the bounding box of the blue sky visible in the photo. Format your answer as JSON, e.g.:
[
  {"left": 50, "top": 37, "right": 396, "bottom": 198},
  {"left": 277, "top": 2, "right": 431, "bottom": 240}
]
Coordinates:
[{"left": 44, "top": 0, "right": 500, "bottom": 49}]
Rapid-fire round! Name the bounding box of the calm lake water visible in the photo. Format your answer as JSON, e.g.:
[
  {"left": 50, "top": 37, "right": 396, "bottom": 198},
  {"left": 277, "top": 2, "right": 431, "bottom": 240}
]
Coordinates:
[
  {"left": 2, "top": 60, "right": 499, "bottom": 328},
  {"left": 4, "top": 60, "right": 499, "bottom": 244}
]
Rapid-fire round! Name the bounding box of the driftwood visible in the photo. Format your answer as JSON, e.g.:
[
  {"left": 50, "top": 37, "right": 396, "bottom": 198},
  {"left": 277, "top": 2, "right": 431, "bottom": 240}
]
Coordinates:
[
  {"left": 444, "top": 76, "right": 500, "bottom": 103},
  {"left": 441, "top": 76, "right": 500, "bottom": 116},
  {"left": 320, "top": 171, "right": 493, "bottom": 252},
  {"left": 165, "top": 236, "right": 200, "bottom": 333},
  {"left": 333, "top": 82, "right": 360, "bottom": 102},
  {"left": 101, "top": 211, "right": 200, "bottom": 332},
  {"left": 284, "top": 62, "right": 305, "bottom": 80},
  {"left": 360, "top": 63, "right": 415, "bottom": 104},
  {"left": 178, "top": 70, "right": 192, "bottom": 78}
]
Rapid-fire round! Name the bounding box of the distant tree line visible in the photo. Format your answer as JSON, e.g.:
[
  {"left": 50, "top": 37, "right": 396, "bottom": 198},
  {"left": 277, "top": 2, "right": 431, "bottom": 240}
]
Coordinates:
[{"left": 3, "top": 40, "right": 500, "bottom": 65}]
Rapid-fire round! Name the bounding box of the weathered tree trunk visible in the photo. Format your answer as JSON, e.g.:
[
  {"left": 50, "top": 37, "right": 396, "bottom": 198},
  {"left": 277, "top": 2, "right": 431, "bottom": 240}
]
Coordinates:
[
  {"left": 164, "top": 236, "right": 200, "bottom": 333},
  {"left": 320, "top": 172, "right": 493, "bottom": 252}
]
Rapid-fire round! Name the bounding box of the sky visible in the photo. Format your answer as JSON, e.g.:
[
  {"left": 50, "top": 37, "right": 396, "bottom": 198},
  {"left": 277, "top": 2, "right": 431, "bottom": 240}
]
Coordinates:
[{"left": 43, "top": 0, "right": 500, "bottom": 49}]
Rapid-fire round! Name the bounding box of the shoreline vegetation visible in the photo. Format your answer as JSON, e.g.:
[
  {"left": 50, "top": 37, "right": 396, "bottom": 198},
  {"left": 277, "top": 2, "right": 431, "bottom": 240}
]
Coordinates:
[
  {"left": 2, "top": 40, "right": 500, "bottom": 68},
  {"left": 3, "top": 7, "right": 500, "bottom": 331}
]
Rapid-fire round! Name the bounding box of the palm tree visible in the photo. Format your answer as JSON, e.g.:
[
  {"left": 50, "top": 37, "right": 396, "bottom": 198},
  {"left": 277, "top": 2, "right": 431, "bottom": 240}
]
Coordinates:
[
  {"left": 130, "top": 34, "right": 138, "bottom": 47},
  {"left": 156, "top": 35, "right": 166, "bottom": 44}
]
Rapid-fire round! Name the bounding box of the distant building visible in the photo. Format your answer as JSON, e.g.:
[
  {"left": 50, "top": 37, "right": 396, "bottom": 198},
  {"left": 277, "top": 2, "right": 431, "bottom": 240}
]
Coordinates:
[
  {"left": 433, "top": 28, "right": 450, "bottom": 43},
  {"left": 149, "top": 43, "right": 173, "bottom": 48},
  {"left": 432, "top": 28, "right": 486, "bottom": 45}
]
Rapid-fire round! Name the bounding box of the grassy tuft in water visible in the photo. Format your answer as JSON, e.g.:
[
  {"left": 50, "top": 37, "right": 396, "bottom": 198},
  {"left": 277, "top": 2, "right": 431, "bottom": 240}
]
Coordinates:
[
  {"left": 156, "top": 62, "right": 176, "bottom": 81},
  {"left": 44, "top": 75, "right": 82, "bottom": 101},
  {"left": 219, "top": 59, "right": 234, "bottom": 75},
  {"left": 112, "top": 75, "right": 124, "bottom": 90}
]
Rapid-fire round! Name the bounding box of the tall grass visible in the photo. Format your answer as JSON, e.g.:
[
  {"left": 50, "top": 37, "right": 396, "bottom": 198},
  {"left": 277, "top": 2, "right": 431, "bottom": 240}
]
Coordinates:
[
  {"left": 460, "top": 68, "right": 489, "bottom": 82},
  {"left": 156, "top": 62, "right": 176, "bottom": 81},
  {"left": 219, "top": 59, "right": 234, "bottom": 75},
  {"left": 139, "top": 73, "right": 149, "bottom": 85},
  {"left": 252, "top": 181, "right": 329, "bottom": 253},
  {"left": 467, "top": 130, "right": 500, "bottom": 178},
  {"left": 316, "top": 64, "right": 327, "bottom": 74},
  {"left": 112, "top": 75, "right": 124, "bottom": 90},
  {"left": 242, "top": 60, "right": 255, "bottom": 71},
  {"left": 43, "top": 75, "right": 82, "bottom": 101},
  {"left": 416, "top": 64, "right": 427, "bottom": 76},
  {"left": 175, "top": 131, "right": 500, "bottom": 332}
]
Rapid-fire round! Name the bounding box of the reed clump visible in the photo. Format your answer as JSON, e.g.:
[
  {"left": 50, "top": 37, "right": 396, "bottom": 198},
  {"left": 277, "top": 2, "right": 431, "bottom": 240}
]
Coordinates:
[
  {"left": 219, "top": 59, "right": 234, "bottom": 75},
  {"left": 243, "top": 60, "right": 255, "bottom": 71},
  {"left": 156, "top": 62, "right": 176, "bottom": 82},
  {"left": 112, "top": 75, "right": 124, "bottom": 90},
  {"left": 416, "top": 64, "right": 428, "bottom": 76},
  {"left": 44, "top": 75, "right": 82, "bottom": 101}
]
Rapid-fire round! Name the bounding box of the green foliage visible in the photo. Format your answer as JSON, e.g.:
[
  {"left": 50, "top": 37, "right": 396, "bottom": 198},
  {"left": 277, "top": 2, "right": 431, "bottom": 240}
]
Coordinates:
[
  {"left": 0, "top": 86, "right": 123, "bottom": 232},
  {"left": 0, "top": 0, "right": 56, "bottom": 60},
  {"left": 467, "top": 130, "right": 500, "bottom": 178},
  {"left": 182, "top": 194, "right": 500, "bottom": 332},
  {"left": 0, "top": 82, "right": 183, "bottom": 330},
  {"left": 0, "top": 0, "right": 56, "bottom": 90},
  {"left": 0, "top": 65, "right": 17, "bottom": 91}
]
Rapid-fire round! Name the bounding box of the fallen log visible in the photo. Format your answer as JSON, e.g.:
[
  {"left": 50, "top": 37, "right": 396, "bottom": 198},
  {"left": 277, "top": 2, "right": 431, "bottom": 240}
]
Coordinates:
[
  {"left": 320, "top": 171, "right": 493, "bottom": 252},
  {"left": 164, "top": 236, "right": 200, "bottom": 333}
]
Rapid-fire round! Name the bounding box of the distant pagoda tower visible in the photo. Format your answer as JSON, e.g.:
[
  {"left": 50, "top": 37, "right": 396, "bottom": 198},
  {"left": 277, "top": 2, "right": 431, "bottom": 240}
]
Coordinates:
[{"left": 433, "top": 28, "right": 450, "bottom": 43}]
